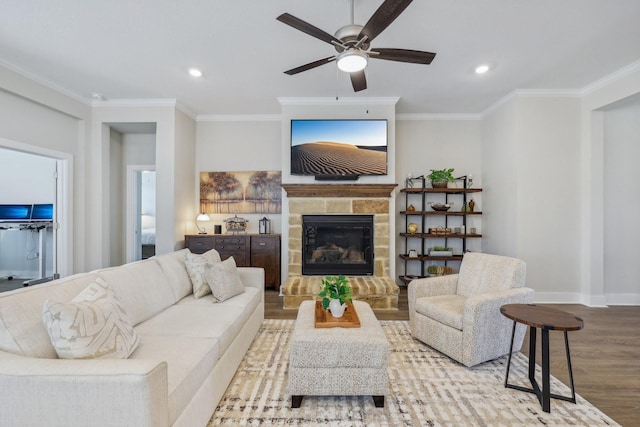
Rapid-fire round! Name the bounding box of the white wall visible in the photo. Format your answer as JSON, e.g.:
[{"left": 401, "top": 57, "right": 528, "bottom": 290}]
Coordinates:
[
  {"left": 195, "top": 119, "right": 282, "bottom": 235},
  {"left": 481, "top": 98, "right": 519, "bottom": 257},
  {"left": 109, "top": 130, "right": 125, "bottom": 266},
  {"left": 515, "top": 97, "right": 582, "bottom": 298},
  {"left": 395, "top": 118, "right": 482, "bottom": 280},
  {"left": 581, "top": 63, "right": 640, "bottom": 305},
  {"left": 482, "top": 96, "right": 583, "bottom": 301},
  {"left": 172, "top": 108, "right": 197, "bottom": 250},
  {"left": 603, "top": 95, "right": 640, "bottom": 297}
]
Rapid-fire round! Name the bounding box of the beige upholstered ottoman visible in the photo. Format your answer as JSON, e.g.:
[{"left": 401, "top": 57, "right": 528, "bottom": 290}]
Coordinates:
[{"left": 287, "top": 300, "right": 391, "bottom": 408}]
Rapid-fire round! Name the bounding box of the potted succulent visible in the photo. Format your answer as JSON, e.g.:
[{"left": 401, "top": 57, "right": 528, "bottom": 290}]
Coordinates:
[
  {"left": 319, "top": 275, "right": 353, "bottom": 318},
  {"left": 427, "top": 168, "right": 455, "bottom": 188}
]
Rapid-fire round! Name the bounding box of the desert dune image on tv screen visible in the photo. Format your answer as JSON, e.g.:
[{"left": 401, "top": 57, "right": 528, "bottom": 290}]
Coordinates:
[{"left": 290, "top": 120, "right": 387, "bottom": 176}]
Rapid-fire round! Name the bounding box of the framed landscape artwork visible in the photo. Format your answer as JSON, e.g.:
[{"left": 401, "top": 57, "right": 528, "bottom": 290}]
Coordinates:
[{"left": 200, "top": 170, "right": 282, "bottom": 214}]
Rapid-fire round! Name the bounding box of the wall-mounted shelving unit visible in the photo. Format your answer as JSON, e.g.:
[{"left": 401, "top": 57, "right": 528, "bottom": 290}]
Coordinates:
[{"left": 399, "top": 177, "right": 482, "bottom": 284}]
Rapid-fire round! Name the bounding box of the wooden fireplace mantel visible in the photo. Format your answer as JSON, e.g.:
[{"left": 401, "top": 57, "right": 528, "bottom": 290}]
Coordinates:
[{"left": 282, "top": 184, "right": 397, "bottom": 198}]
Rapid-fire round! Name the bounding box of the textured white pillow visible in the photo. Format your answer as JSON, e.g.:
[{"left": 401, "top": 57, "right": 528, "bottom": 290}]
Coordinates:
[
  {"left": 204, "top": 257, "right": 245, "bottom": 302},
  {"left": 42, "top": 278, "right": 140, "bottom": 359},
  {"left": 184, "top": 249, "right": 222, "bottom": 298}
]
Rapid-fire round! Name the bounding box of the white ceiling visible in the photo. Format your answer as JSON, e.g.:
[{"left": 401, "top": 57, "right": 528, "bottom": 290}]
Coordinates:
[{"left": 1, "top": 0, "right": 639, "bottom": 116}]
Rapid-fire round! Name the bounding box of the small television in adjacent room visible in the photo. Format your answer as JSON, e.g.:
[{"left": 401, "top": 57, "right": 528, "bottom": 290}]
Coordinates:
[{"left": 290, "top": 119, "right": 388, "bottom": 178}]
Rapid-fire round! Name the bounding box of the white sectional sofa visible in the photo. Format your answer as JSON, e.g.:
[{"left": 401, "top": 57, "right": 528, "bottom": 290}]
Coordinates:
[{"left": 0, "top": 249, "right": 264, "bottom": 427}]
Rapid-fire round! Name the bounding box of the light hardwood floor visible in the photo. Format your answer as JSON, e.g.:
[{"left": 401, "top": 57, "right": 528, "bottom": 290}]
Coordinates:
[{"left": 265, "top": 288, "right": 640, "bottom": 426}]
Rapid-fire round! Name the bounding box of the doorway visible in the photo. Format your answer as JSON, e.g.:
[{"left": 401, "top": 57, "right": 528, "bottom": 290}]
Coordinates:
[
  {"left": 126, "top": 166, "right": 156, "bottom": 262},
  {"left": 0, "top": 142, "right": 71, "bottom": 289}
]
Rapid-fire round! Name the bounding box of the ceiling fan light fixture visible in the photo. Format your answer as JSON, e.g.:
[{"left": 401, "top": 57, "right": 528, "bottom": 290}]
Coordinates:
[{"left": 337, "top": 49, "right": 368, "bottom": 73}]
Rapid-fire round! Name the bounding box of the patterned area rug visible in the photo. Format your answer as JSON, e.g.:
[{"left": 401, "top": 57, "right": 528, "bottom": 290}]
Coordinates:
[{"left": 209, "top": 320, "right": 618, "bottom": 426}]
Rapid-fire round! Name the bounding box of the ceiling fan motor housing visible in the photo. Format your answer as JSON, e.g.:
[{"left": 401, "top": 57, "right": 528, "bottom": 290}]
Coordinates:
[{"left": 334, "top": 25, "right": 369, "bottom": 52}]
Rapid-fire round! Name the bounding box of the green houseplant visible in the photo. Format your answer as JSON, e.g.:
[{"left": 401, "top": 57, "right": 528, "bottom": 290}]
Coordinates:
[
  {"left": 427, "top": 168, "right": 455, "bottom": 188},
  {"left": 319, "top": 275, "right": 353, "bottom": 318}
]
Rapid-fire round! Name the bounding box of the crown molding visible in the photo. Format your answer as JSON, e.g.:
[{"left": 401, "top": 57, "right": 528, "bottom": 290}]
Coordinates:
[
  {"left": 397, "top": 113, "right": 481, "bottom": 121},
  {"left": 197, "top": 114, "right": 282, "bottom": 122},
  {"left": 91, "top": 98, "right": 177, "bottom": 108},
  {"left": 278, "top": 96, "right": 400, "bottom": 106},
  {"left": 581, "top": 59, "right": 640, "bottom": 95}
]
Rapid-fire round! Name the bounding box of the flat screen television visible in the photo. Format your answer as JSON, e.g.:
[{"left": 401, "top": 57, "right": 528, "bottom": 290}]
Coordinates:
[{"left": 290, "top": 119, "right": 388, "bottom": 178}]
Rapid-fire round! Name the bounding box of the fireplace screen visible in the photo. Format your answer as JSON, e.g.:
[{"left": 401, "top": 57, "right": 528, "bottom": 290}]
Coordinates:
[{"left": 302, "top": 214, "right": 374, "bottom": 276}]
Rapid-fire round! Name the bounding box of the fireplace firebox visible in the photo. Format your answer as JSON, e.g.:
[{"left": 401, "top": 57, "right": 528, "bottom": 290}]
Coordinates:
[{"left": 302, "top": 214, "right": 374, "bottom": 276}]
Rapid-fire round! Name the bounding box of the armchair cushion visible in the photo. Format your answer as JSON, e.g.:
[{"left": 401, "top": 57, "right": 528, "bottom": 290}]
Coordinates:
[
  {"left": 415, "top": 295, "right": 465, "bottom": 330},
  {"left": 457, "top": 252, "right": 526, "bottom": 297}
]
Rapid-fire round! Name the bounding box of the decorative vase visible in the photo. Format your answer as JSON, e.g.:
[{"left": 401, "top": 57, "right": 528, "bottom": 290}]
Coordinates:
[
  {"left": 329, "top": 299, "right": 347, "bottom": 318},
  {"left": 407, "top": 223, "right": 419, "bottom": 234},
  {"left": 469, "top": 199, "right": 475, "bottom": 212}
]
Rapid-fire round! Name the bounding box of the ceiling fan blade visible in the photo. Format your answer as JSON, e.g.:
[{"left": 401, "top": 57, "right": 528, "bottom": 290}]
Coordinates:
[
  {"left": 350, "top": 70, "right": 367, "bottom": 92},
  {"left": 359, "top": 0, "right": 413, "bottom": 43},
  {"left": 284, "top": 57, "right": 336, "bottom": 75},
  {"left": 277, "top": 13, "right": 343, "bottom": 46},
  {"left": 370, "top": 48, "right": 436, "bottom": 64}
]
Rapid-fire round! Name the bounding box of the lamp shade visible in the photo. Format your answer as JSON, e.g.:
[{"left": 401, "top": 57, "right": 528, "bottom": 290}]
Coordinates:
[
  {"left": 195, "top": 212, "right": 210, "bottom": 234},
  {"left": 337, "top": 49, "right": 368, "bottom": 73}
]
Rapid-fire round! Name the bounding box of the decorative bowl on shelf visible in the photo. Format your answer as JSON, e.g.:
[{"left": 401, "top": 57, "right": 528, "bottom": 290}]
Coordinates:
[{"left": 430, "top": 203, "right": 451, "bottom": 212}]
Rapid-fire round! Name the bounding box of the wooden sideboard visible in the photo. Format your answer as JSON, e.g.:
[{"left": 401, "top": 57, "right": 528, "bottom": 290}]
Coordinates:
[{"left": 185, "top": 234, "right": 281, "bottom": 291}]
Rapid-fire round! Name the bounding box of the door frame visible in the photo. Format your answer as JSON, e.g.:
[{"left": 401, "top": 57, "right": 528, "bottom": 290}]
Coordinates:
[
  {"left": 0, "top": 138, "right": 73, "bottom": 277},
  {"left": 126, "top": 164, "right": 155, "bottom": 263}
]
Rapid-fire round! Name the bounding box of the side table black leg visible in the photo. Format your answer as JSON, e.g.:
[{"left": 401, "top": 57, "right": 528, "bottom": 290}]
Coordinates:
[
  {"left": 291, "top": 395, "right": 303, "bottom": 408},
  {"left": 564, "top": 331, "right": 577, "bottom": 403},
  {"left": 372, "top": 395, "right": 385, "bottom": 407},
  {"left": 528, "top": 326, "right": 537, "bottom": 384},
  {"left": 504, "top": 320, "right": 517, "bottom": 387},
  {"left": 541, "top": 328, "right": 551, "bottom": 413}
]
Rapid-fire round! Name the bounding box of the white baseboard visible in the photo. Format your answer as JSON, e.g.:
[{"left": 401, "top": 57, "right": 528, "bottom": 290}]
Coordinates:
[
  {"left": 605, "top": 293, "right": 640, "bottom": 306},
  {"left": 534, "top": 292, "right": 640, "bottom": 307}
]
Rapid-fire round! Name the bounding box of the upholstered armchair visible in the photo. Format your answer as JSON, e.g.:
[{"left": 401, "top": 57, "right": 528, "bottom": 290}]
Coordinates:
[{"left": 408, "top": 252, "right": 534, "bottom": 367}]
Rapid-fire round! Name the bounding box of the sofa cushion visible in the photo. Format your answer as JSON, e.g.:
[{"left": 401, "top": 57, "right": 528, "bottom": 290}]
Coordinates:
[
  {"left": 204, "top": 257, "right": 245, "bottom": 302},
  {"left": 0, "top": 273, "right": 98, "bottom": 358},
  {"left": 95, "top": 259, "right": 177, "bottom": 326},
  {"left": 184, "top": 249, "right": 222, "bottom": 298},
  {"left": 415, "top": 294, "right": 466, "bottom": 331},
  {"left": 154, "top": 249, "right": 193, "bottom": 301},
  {"left": 134, "top": 301, "right": 252, "bottom": 357},
  {"left": 42, "top": 278, "right": 140, "bottom": 359},
  {"left": 130, "top": 334, "right": 219, "bottom": 425}
]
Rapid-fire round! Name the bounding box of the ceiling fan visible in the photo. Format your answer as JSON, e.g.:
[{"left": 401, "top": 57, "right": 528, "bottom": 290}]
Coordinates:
[{"left": 276, "top": 0, "right": 436, "bottom": 92}]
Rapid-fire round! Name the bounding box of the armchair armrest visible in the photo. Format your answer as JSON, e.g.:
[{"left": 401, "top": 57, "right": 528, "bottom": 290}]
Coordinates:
[
  {"left": 461, "top": 287, "right": 535, "bottom": 366},
  {"left": 408, "top": 275, "right": 459, "bottom": 325},
  {"left": 0, "top": 351, "right": 169, "bottom": 427}
]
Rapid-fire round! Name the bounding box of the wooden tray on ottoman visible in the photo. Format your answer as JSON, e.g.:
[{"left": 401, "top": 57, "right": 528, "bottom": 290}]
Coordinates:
[{"left": 314, "top": 300, "right": 361, "bottom": 328}]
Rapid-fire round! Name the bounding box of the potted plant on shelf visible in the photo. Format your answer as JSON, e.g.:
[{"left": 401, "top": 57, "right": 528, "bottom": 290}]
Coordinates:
[
  {"left": 319, "top": 275, "right": 353, "bottom": 318},
  {"left": 427, "top": 168, "right": 455, "bottom": 188}
]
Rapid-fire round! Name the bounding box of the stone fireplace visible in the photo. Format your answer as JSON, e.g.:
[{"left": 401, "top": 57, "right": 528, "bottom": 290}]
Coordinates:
[{"left": 281, "top": 184, "right": 399, "bottom": 309}]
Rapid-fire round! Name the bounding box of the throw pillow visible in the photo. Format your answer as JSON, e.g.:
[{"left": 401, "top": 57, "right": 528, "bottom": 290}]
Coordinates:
[
  {"left": 184, "top": 249, "right": 222, "bottom": 298},
  {"left": 42, "top": 278, "right": 140, "bottom": 359},
  {"left": 203, "top": 256, "right": 245, "bottom": 303}
]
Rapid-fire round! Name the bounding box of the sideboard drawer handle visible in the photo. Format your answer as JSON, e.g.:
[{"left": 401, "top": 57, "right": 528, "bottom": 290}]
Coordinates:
[
  {"left": 259, "top": 242, "right": 266, "bottom": 246},
  {"left": 196, "top": 242, "right": 204, "bottom": 246}
]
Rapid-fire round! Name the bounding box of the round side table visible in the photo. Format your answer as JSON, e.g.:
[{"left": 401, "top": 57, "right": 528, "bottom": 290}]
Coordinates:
[{"left": 500, "top": 303, "right": 584, "bottom": 413}]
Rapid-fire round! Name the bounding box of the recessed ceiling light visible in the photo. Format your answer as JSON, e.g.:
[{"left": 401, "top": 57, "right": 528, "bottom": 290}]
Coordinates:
[
  {"left": 188, "top": 68, "right": 203, "bottom": 77},
  {"left": 475, "top": 64, "right": 490, "bottom": 74}
]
